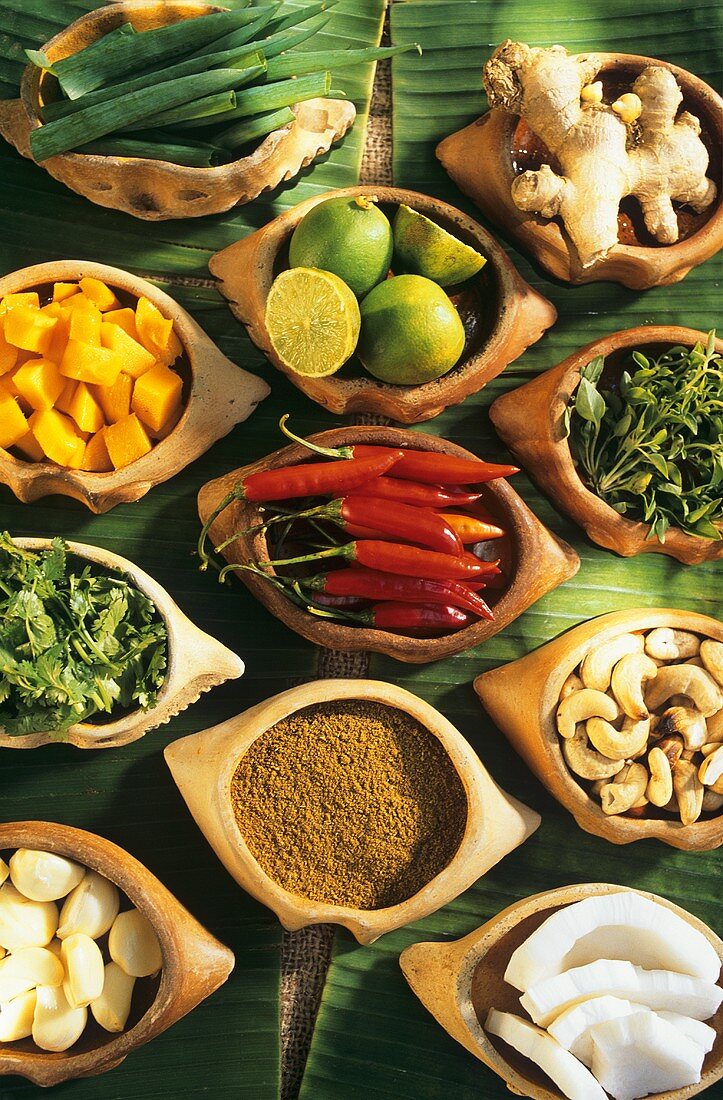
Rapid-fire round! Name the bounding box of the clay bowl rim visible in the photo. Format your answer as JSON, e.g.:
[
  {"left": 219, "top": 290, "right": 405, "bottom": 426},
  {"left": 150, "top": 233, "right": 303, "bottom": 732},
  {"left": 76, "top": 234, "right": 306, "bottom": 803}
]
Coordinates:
[
  {"left": 478, "top": 607, "right": 723, "bottom": 848},
  {"left": 168, "top": 678, "right": 524, "bottom": 943},
  {"left": 1, "top": 536, "right": 243, "bottom": 750},
  {"left": 0, "top": 819, "right": 234, "bottom": 1083},
  {"left": 400, "top": 881, "right": 723, "bottom": 1100},
  {"left": 498, "top": 51, "right": 723, "bottom": 263},
  {"left": 197, "top": 424, "right": 579, "bottom": 663},
  {"left": 530, "top": 324, "right": 723, "bottom": 557},
  {"left": 0, "top": 259, "right": 195, "bottom": 487},
  {"left": 20, "top": 0, "right": 301, "bottom": 179},
  {"left": 216, "top": 183, "right": 551, "bottom": 413}
]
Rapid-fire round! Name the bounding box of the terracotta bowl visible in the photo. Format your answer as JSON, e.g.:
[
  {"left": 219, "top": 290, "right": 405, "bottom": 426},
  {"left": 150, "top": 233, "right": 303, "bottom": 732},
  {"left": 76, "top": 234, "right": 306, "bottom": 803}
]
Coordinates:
[
  {"left": 489, "top": 326, "right": 723, "bottom": 565},
  {"left": 400, "top": 882, "right": 723, "bottom": 1100},
  {"left": 164, "top": 679, "right": 541, "bottom": 944},
  {"left": 209, "top": 185, "right": 557, "bottom": 423},
  {"left": 437, "top": 54, "right": 723, "bottom": 289},
  {"left": 196, "top": 425, "right": 580, "bottom": 663},
  {"left": 0, "top": 1, "right": 355, "bottom": 220},
  {"left": 0, "top": 820, "right": 234, "bottom": 1087},
  {"left": 474, "top": 607, "right": 723, "bottom": 851},
  {"left": 0, "top": 259, "right": 269, "bottom": 512},
  {"left": 0, "top": 537, "right": 244, "bottom": 750}
]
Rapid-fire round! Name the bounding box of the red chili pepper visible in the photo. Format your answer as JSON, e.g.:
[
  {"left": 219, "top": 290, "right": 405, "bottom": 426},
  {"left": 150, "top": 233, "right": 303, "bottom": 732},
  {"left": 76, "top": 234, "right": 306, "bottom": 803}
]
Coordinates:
[
  {"left": 439, "top": 512, "right": 505, "bottom": 542},
  {"left": 305, "top": 568, "right": 493, "bottom": 619},
  {"left": 344, "top": 476, "right": 483, "bottom": 509},
  {"left": 261, "top": 540, "right": 500, "bottom": 581},
  {"left": 364, "top": 602, "right": 472, "bottom": 635},
  {"left": 309, "top": 592, "right": 369, "bottom": 611}
]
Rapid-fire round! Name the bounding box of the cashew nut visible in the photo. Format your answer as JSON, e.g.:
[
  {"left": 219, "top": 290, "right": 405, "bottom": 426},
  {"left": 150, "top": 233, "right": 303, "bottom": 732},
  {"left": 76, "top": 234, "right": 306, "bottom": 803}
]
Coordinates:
[
  {"left": 645, "top": 664, "right": 723, "bottom": 718},
  {"left": 700, "top": 639, "right": 723, "bottom": 687},
  {"left": 672, "top": 759, "right": 704, "bottom": 825},
  {"left": 701, "top": 742, "right": 722, "bottom": 757},
  {"left": 599, "top": 763, "right": 648, "bottom": 815},
  {"left": 560, "top": 672, "right": 584, "bottom": 700},
  {"left": 698, "top": 745, "right": 723, "bottom": 788},
  {"left": 653, "top": 706, "right": 708, "bottom": 751},
  {"left": 702, "top": 789, "right": 723, "bottom": 813},
  {"left": 586, "top": 716, "right": 650, "bottom": 761},
  {"left": 562, "top": 727, "right": 626, "bottom": 781},
  {"left": 646, "top": 746, "right": 673, "bottom": 807},
  {"left": 580, "top": 633, "right": 643, "bottom": 692},
  {"left": 644, "top": 628, "right": 701, "bottom": 662},
  {"left": 556, "top": 688, "right": 619, "bottom": 740},
  {"left": 611, "top": 652, "right": 658, "bottom": 720},
  {"left": 581, "top": 80, "right": 604, "bottom": 105},
  {"left": 706, "top": 709, "right": 723, "bottom": 742}
]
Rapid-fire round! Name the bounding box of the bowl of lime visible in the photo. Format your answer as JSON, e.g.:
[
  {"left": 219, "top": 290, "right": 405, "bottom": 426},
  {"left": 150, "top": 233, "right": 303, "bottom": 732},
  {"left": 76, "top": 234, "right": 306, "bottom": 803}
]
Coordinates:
[{"left": 209, "top": 186, "right": 557, "bottom": 424}]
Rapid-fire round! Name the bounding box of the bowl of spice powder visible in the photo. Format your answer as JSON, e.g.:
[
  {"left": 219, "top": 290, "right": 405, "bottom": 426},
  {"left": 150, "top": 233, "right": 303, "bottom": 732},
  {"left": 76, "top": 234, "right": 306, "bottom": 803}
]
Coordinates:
[{"left": 164, "top": 680, "right": 540, "bottom": 943}]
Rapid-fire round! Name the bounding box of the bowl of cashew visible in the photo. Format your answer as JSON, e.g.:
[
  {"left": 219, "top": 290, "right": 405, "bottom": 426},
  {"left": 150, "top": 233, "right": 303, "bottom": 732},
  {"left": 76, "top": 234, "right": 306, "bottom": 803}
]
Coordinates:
[{"left": 475, "top": 608, "right": 723, "bottom": 851}]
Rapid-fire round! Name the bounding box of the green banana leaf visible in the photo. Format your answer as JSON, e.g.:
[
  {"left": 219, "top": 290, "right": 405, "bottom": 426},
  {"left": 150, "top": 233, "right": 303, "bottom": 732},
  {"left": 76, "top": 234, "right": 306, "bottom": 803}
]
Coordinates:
[
  {"left": 300, "top": 2, "right": 723, "bottom": 1098},
  {"left": 0, "top": 0, "right": 384, "bottom": 1096}
]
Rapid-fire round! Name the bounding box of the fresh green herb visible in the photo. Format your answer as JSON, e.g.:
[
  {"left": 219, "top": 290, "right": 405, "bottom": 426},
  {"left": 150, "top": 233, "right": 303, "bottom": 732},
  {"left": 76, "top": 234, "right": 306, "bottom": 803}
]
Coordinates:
[
  {"left": 566, "top": 332, "right": 723, "bottom": 542},
  {"left": 0, "top": 535, "right": 167, "bottom": 739}
]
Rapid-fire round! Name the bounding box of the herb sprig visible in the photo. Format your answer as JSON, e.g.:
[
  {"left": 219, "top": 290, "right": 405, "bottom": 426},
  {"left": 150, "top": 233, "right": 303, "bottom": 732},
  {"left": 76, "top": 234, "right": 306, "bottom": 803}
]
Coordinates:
[
  {"left": 0, "top": 534, "right": 167, "bottom": 738},
  {"left": 565, "top": 332, "right": 722, "bottom": 542}
]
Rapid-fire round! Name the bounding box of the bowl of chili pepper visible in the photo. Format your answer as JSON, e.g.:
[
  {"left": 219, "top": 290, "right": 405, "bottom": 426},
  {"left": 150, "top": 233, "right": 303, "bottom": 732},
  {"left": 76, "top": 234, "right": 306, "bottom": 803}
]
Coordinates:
[{"left": 196, "top": 421, "right": 580, "bottom": 663}]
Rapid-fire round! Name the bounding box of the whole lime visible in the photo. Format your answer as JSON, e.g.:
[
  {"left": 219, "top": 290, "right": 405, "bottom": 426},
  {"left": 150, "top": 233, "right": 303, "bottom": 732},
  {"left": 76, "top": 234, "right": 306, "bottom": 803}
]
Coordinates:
[
  {"left": 357, "top": 274, "right": 466, "bottom": 385},
  {"left": 288, "top": 195, "right": 393, "bottom": 298}
]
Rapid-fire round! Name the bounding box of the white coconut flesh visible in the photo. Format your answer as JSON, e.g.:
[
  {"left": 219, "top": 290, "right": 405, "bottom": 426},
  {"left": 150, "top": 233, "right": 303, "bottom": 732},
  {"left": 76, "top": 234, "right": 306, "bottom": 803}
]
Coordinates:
[
  {"left": 589, "top": 1011, "right": 706, "bottom": 1100},
  {"left": 485, "top": 1009, "right": 607, "bottom": 1100}
]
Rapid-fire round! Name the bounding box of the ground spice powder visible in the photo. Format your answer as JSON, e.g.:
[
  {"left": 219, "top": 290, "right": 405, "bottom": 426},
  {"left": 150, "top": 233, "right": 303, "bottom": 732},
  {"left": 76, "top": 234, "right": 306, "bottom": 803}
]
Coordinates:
[{"left": 230, "top": 699, "right": 468, "bottom": 909}]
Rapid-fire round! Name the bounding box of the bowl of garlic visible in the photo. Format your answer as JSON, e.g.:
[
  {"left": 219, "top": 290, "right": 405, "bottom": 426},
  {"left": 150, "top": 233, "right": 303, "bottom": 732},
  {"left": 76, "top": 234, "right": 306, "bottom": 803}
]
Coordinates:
[
  {"left": 0, "top": 821, "right": 234, "bottom": 1086},
  {"left": 475, "top": 608, "right": 723, "bottom": 851}
]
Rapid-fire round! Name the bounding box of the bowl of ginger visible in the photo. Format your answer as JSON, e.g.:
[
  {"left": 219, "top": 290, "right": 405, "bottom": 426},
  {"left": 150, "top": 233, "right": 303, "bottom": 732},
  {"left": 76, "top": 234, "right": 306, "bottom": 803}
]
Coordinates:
[
  {"left": 0, "top": 259, "right": 269, "bottom": 513},
  {"left": 164, "top": 679, "right": 540, "bottom": 944}
]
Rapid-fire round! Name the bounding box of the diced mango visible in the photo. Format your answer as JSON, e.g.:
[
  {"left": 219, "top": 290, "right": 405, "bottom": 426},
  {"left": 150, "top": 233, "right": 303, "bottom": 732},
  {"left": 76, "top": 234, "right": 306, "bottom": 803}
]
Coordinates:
[
  {"left": 131, "top": 362, "right": 183, "bottom": 434},
  {"left": 82, "top": 428, "right": 113, "bottom": 472},
  {"left": 101, "top": 322, "right": 155, "bottom": 379},
  {"left": 79, "top": 277, "right": 120, "bottom": 312},
  {"left": 13, "top": 430, "right": 45, "bottom": 462},
  {"left": 0, "top": 292, "right": 40, "bottom": 314},
  {"left": 93, "top": 371, "right": 132, "bottom": 424},
  {"left": 69, "top": 299, "right": 102, "bottom": 346},
  {"left": 60, "top": 339, "right": 123, "bottom": 386},
  {"left": 12, "top": 358, "right": 65, "bottom": 411},
  {"left": 147, "top": 400, "right": 183, "bottom": 442},
  {"left": 67, "top": 381, "right": 105, "bottom": 434},
  {"left": 29, "top": 408, "right": 86, "bottom": 469},
  {"left": 0, "top": 384, "right": 29, "bottom": 449},
  {"left": 53, "top": 282, "right": 80, "bottom": 303},
  {"left": 104, "top": 413, "right": 152, "bottom": 469},
  {"left": 41, "top": 301, "right": 63, "bottom": 318},
  {"left": 3, "top": 304, "right": 57, "bottom": 354},
  {"left": 104, "top": 308, "right": 138, "bottom": 340},
  {"left": 135, "top": 296, "right": 178, "bottom": 366},
  {"left": 4, "top": 367, "right": 31, "bottom": 411},
  {"left": 47, "top": 311, "right": 70, "bottom": 364},
  {"left": 55, "top": 379, "right": 77, "bottom": 415},
  {"left": 0, "top": 323, "right": 19, "bottom": 375}
]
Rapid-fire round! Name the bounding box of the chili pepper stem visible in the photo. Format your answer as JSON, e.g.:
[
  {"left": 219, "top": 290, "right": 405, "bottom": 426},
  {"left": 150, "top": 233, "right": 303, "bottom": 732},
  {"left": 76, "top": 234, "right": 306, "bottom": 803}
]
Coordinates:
[
  {"left": 278, "top": 414, "right": 353, "bottom": 459},
  {"left": 197, "top": 483, "right": 245, "bottom": 569},
  {"left": 260, "top": 545, "right": 348, "bottom": 569}
]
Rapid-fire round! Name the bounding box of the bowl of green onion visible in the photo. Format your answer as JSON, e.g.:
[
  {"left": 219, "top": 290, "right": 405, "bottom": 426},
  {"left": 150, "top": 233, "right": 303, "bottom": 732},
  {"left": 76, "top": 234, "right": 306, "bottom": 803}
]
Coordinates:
[{"left": 0, "top": 0, "right": 407, "bottom": 220}]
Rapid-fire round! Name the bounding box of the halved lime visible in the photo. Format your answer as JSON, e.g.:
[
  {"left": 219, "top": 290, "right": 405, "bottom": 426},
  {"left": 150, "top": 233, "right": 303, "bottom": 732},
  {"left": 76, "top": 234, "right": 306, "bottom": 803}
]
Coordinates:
[
  {"left": 265, "top": 268, "right": 360, "bottom": 378},
  {"left": 393, "top": 204, "right": 487, "bottom": 287}
]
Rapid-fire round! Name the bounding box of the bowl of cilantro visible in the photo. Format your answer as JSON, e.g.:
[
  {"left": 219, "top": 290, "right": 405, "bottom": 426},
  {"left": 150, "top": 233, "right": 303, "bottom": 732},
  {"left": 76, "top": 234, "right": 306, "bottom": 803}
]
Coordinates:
[
  {"left": 490, "top": 326, "right": 723, "bottom": 566},
  {"left": 0, "top": 534, "right": 244, "bottom": 748}
]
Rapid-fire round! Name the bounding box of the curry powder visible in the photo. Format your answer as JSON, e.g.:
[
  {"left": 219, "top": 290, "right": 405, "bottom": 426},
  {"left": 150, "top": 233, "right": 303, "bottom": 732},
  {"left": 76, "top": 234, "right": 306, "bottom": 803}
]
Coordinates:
[{"left": 230, "top": 699, "right": 468, "bottom": 909}]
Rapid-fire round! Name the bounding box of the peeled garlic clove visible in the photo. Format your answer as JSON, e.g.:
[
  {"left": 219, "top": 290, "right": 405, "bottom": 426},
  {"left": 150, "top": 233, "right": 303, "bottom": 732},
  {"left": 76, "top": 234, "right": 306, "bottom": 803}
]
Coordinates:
[
  {"left": 0, "top": 946, "right": 64, "bottom": 1001},
  {"left": 32, "top": 984, "right": 87, "bottom": 1052},
  {"left": 0, "top": 882, "right": 58, "bottom": 950},
  {"left": 91, "top": 961, "right": 136, "bottom": 1033},
  {"left": 0, "top": 989, "right": 37, "bottom": 1042},
  {"left": 109, "top": 909, "right": 162, "bottom": 978},
  {"left": 61, "top": 933, "right": 105, "bottom": 1009},
  {"left": 9, "top": 849, "right": 85, "bottom": 903},
  {"left": 0, "top": 858, "right": 9, "bottom": 887},
  {"left": 57, "top": 870, "right": 119, "bottom": 940}
]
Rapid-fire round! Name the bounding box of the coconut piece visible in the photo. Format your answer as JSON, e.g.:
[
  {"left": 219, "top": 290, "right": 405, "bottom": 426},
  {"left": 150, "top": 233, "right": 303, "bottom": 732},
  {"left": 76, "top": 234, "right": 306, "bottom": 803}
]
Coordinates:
[
  {"left": 485, "top": 1009, "right": 607, "bottom": 1100},
  {"left": 589, "top": 1010, "right": 705, "bottom": 1100}
]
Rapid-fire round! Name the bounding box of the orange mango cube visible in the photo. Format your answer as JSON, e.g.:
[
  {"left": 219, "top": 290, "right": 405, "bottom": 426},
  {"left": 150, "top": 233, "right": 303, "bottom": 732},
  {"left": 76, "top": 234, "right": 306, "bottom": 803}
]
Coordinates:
[
  {"left": 104, "top": 308, "right": 138, "bottom": 340},
  {"left": 53, "top": 282, "right": 80, "bottom": 303},
  {"left": 0, "top": 324, "right": 19, "bottom": 375},
  {"left": 0, "top": 384, "right": 29, "bottom": 449},
  {"left": 13, "top": 430, "right": 45, "bottom": 462},
  {"left": 29, "top": 408, "right": 86, "bottom": 469},
  {"left": 135, "top": 296, "right": 177, "bottom": 366},
  {"left": 3, "top": 304, "right": 57, "bottom": 355},
  {"left": 131, "top": 362, "right": 183, "bottom": 434},
  {"left": 55, "top": 379, "right": 77, "bottom": 415},
  {"left": 104, "top": 413, "right": 152, "bottom": 469},
  {"left": 101, "top": 322, "right": 155, "bottom": 379},
  {"left": 60, "top": 339, "right": 123, "bottom": 386},
  {"left": 68, "top": 381, "right": 105, "bottom": 434},
  {"left": 79, "top": 277, "right": 120, "bottom": 312},
  {"left": 94, "top": 371, "right": 133, "bottom": 424},
  {"left": 69, "top": 299, "right": 102, "bottom": 346},
  {"left": 0, "top": 292, "right": 39, "bottom": 314},
  {"left": 46, "top": 311, "right": 70, "bottom": 364},
  {"left": 82, "top": 428, "right": 113, "bottom": 472},
  {"left": 12, "top": 358, "right": 65, "bottom": 411}
]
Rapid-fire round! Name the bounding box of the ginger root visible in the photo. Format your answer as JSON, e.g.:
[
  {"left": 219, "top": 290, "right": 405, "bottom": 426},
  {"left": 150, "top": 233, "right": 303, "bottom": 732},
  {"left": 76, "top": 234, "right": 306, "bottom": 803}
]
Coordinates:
[{"left": 483, "top": 41, "right": 717, "bottom": 267}]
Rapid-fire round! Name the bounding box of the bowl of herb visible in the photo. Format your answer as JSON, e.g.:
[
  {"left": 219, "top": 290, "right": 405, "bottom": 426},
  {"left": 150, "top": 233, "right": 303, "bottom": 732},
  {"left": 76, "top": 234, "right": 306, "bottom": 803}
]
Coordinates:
[
  {"left": 0, "top": 1, "right": 411, "bottom": 220},
  {"left": 0, "top": 535, "right": 244, "bottom": 749},
  {"left": 490, "top": 326, "right": 723, "bottom": 565}
]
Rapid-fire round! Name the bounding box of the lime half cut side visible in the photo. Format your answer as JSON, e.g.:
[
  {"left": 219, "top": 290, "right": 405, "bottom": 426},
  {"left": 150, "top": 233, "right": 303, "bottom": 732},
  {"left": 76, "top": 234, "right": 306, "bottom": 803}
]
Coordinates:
[
  {"left": 393, "top": 203, "right": 487, "bottom": 287},
  {"left": 265, "top": 267, "right": 361, "bottom": 378}
]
